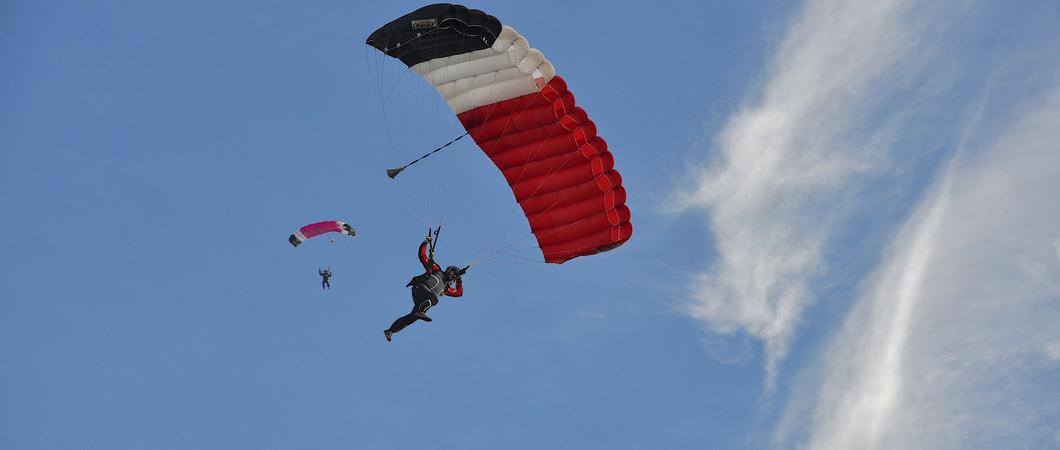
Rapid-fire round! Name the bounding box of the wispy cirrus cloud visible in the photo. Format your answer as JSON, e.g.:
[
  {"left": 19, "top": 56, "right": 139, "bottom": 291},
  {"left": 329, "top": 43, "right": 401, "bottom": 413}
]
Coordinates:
[
  {"left": 673, "top": 0, "right": 956, "bottom": 386},
  {"left": 674, "top": 0, "right": 1060, "bottom": 446},
  {"left": 784, "top": 80, "right": 1060, "bottom": 450}
]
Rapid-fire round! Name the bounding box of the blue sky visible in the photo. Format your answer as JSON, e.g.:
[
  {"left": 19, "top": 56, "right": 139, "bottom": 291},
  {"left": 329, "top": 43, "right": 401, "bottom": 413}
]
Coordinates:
[{"left": 2, "top": 1, "right": 1058, "bottom": 449}]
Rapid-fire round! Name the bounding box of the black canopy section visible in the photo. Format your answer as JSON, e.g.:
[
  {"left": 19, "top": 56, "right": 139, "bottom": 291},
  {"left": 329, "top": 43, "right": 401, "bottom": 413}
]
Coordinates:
[{"left": 366, "top": 3, "right": 503, "bottom": 67}]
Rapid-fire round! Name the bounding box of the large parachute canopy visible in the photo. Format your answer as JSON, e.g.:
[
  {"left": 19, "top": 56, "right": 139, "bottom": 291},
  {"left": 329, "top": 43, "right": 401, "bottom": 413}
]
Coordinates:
[
  {"left": 289, "top": 221, "right": 356, "bottom": 247},
  {"left": 367, "top": 3, "right": 632, "bottom": 263}
]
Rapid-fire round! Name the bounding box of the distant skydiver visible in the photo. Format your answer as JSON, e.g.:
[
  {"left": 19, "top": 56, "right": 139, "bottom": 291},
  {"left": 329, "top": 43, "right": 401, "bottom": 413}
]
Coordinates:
[
  {"left": 384, "top": 228, "right": 468, "bottom": 342},
  {"left": 319, "top": 267, "right": 332, "bottom": 290}
]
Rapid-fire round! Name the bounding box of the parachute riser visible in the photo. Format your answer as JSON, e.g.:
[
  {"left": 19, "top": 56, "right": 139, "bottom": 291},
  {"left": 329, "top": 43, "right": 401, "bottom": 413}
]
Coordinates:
[{"left": 429, "top": 226, "right": 441, "bottom": 255}]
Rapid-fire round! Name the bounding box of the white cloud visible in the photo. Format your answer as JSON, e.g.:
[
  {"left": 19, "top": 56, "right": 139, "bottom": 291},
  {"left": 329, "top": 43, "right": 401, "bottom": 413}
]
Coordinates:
[
  {"left": 673, "top": 0, "right": 1060, "bottom": 446},
  {"left": 675, "top": 0, "right": 953, "bottom": 386},
  {"left": 784, "top": 83, "right": 1060, "bottom": 450},
  {"left": 1055, "top": 239, "right": 1060, "bottom": 265},
  {"left": 1046, "top": 341, "right": 1060, "bottom": 363}
]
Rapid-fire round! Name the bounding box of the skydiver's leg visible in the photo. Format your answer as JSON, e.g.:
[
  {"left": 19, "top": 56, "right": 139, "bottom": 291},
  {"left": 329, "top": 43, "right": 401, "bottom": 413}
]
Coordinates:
[
  {"left": 385, "top": 287, "right": 437, "bottom": 335},
  {"left": 408, "top": 285, "right": 438, "bottom": 322},
  {"left": 386, "top": 310, "right": 418, "bottom": 334},
  {"left": 411, "top": 294, "right": 437, "bottom": 322},
  {"left": 387, "top": 298, "right": 436, "bottom": 332}
]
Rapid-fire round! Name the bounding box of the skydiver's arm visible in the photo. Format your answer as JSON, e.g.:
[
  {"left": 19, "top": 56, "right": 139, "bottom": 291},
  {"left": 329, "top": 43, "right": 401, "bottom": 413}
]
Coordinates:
[
  {"left": 418, "top": 239, "right": 433, "bottom": 269},
  {"left": 418, "top": 239, "right": 440, "bottom": 272},
  {"left": 445, "top": 278, "right": 463, "bottom": 297}
]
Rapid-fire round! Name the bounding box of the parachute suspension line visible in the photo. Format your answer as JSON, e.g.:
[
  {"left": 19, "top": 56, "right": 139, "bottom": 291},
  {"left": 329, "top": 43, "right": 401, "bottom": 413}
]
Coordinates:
[
  {"left": 480, "top": 238, "right": 618, "bottom": 266},
  {"left": 462, "top": 248, "right": 509, "bottom": 270},
  {"left": 364, "top": 46, "right": 397, "bottom": 162},
  {"left": 465, "top": 75, "right": 549, "bottom": 264},
  {"left": 499, "top": 205, "right": 604, "bottom": 255},
  {"left": 386, "top": 17, "right": 472, "bottom": 184},
  {"left": 500, "top": 250, "right": 546, "bottom": 264},
  {"left": 488, "top": 98, "right": 572, "bottom": 255},
  {"left": 365, "top": 45, "right": 428, "bottom": 229},
  {"left": 496, "top": 152, "right": 584, "bottom": 251},
  {"left": 463, "top": 69, "right": 516, "bottom": 263},
  {"left": 371, "top": 26, "right": 461, "bottom": 232},
  {"left": 432, "top": 27, "right": 461, "bottom": 229},
  {"left": 494, "top": 86, "right": 610, "bottom": 251},
  {"left": 467, "top": 73, "right": 567, "bottom": 265},
  {"left": 462, "top": 82, "right": 586, "bottom": 263},
  {"left": 498, "top": 236, "right": 622, "bottom": 265},
  {"left": 492, "top": 131, "right": 622, "bottom": 256},
  {"left": 381, "top": 65, "right": 413, "bottom": 106},
  {"left": 431, "top": 30, "right": 442, "bottom": 227},
  {"left": 460, "top": 62, "right": 552, "bottom": 253},
  {"left": 497, "top": 123, "right": 563, "bottom": 248},
  {"left": 497, "top": 126, "right": 611, "bottom": 252}
]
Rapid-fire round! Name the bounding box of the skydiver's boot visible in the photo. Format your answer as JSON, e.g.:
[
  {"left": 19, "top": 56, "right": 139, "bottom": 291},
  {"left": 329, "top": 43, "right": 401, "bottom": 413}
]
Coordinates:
[{"left": 384, "top": 330, "right": 393, "bottom": 342}]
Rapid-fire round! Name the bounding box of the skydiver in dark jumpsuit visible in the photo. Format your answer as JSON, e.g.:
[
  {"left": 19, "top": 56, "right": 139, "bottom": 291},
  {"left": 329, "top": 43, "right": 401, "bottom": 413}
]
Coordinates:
[
  {"left": 319, "top": 267, "right": 332, "bottom": 290},
  {"left": 384, "top": 233, "right": 465, "bottom": 342}
]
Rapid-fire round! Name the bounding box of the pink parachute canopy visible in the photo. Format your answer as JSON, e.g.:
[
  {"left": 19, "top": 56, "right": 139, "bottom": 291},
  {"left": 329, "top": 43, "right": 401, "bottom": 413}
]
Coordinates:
[{"left": 288, "top": 221, "right": 355, "bottom": 247}]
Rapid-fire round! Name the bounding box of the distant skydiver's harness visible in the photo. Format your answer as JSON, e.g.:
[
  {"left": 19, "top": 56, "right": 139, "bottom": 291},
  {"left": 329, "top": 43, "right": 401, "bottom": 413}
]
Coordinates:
[{"left": 320, "top": 267, "right": 332, "bottom": 290}]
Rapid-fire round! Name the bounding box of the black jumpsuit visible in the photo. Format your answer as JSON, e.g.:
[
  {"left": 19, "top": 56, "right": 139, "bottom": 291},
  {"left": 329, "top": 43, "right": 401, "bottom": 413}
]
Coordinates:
[
  {"left": 385, "top": 239, "right": 463, "bottom": 335},
  {"left": 319, "top": 269, "right": 331, "bottom": 290}
]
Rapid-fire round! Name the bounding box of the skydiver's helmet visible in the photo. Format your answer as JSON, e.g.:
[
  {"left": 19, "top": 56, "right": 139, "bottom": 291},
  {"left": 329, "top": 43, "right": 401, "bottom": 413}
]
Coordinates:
[{"left": 444, "top": 266, "right": 461, "bottom": 283}]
